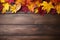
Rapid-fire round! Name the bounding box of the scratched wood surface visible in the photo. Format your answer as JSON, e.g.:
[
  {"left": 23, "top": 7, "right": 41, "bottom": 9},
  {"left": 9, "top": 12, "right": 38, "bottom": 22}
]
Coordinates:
[{"left": 0, "top": 14, "right": 60, "bottom": 40}]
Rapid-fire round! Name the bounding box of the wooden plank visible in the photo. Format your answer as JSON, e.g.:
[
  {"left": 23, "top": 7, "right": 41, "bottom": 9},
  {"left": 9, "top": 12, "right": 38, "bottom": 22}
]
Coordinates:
[
  {"left": 0, "top": 14, "right": 60, "bottom": 24},
  {"left": 32, "top": 14, "right": 60, "bottom": 24},
  {"left": 0, "top": 14, "right": 34, "bottom": 24},
  {"left": 0, "top": 14, "right": 60, "bottom": 40},
  {"left": 0, "top": 36, "right": 59, "bottom": 40},
  {"left": 0, "top": 25, "right": 60, "bottom": 36}
]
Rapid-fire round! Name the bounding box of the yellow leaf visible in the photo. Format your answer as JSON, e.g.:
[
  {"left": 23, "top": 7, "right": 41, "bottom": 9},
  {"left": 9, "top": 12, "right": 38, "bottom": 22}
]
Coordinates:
[
  {"left": 0, "top": 0, "right": 5, "bottom": 3},
  {"left": 42, "top": 1, "right": 54, "bottom": 13},
  {"left": 2, "top": 3, "right": 10, "bottom": 13},
  {"left": 35, "top": 1, "right": 42, "bottom": 7},
  {"left": 27, "top": 2, "right": 36, "bottom": 12},
  {"left": 34, "top": 8, "right": 38, "bottom": 13},
  {"left": 10, "top": 4, "right": 21, "bottom": 13},
  {"left": 55, "top": 4, "right": 60, "bottom": 14},
  {"left": 15, "top": 0, "right": 25, "bottom": 5},
  {"left": 10, "top": 5, "right": 16, "bottom": 13}
]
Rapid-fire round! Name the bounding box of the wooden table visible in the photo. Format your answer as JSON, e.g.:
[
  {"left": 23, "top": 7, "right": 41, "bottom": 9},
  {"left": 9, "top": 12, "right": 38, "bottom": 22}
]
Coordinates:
[{"left": 0, "top": 14, "right": 60, "bottom": 40}]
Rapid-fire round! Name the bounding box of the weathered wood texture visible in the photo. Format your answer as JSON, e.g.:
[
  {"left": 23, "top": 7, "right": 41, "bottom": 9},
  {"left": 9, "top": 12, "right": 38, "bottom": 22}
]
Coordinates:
[
  {"left": 0, "top": 36, "right": 59, "bottom": 40},
  {"left": 0, "top": 14, "right": 60, "bottom": 40},
  {"left": 0, "top": 25, "right": 60, "bottom": 36},
  {"left": 0, "top": 14, "right": 60, "bottom": 24}
]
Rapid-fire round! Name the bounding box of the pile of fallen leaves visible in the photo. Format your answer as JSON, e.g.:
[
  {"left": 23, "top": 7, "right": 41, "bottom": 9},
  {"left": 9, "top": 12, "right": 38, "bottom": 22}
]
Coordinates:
[{"left": 0, "top": 0, "right": 60, "bottom": 15}]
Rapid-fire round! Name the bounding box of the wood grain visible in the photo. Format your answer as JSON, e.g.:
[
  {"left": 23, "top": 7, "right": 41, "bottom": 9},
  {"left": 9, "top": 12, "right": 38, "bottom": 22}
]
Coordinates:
[
  {"left": 0, "top": 25, "right": 60, "bottom": 36},
  {"left": 0, "top": 36, "right": 59, "bottom": 40},
  {"left": 0, "top": 14, "right": 60, "bottom": 24},
  {"left": 0, "top": 14, "right": 60, "bottom": 40}
]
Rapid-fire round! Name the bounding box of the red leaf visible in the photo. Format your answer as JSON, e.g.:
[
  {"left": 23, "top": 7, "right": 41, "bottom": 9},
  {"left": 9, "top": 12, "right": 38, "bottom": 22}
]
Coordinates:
[
  {"left": 0, "top": 3, "right": 3, "bottom": 11},
  {"left": 50, "top": 8, "right": 57, "bottom": 15},
  {"left": 5, "top": 0, "right": 14, "bottom": 4},
  {"left": 38, "top": 6, "right": 46, "bottom": 16},
  {"left": 20, "top": 5, "right": 29, "bottom": 13}
]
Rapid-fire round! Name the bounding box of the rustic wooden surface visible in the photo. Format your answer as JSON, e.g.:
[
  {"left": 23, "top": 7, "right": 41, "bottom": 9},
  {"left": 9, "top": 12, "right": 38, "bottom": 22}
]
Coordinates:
[
  {"left": 0, "top": 36, "right": 59, "bottom": 40},
  {"left": 0, "top": 14, "right": 60, "bottom": 24},
  {"left": 0, "top": 25, "right": 60, "bottom": 36},
  {"left": 0, "top": 14, "right": 60, "bottom": 40}
]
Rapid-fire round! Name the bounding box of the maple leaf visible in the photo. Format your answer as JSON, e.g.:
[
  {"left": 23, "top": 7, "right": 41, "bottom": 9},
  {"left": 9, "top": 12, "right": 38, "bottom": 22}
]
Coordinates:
[
  {"left": 2, "top": 3, "right": 10, "bottom": 13},
  {"left": 38, "top": 6, "right": 46, "bottom": 15},
  {"left": 49, "top": 8, "right": 57, "bottom": 15},
  {"left": 35, "top": 1, "right": 42, "bottom": 7},
  {"left": 25, "top": 0, "right": 31, "bottom": 4},
  {"left": 34, "top": 8, "right": 38, "bottom": 13},
  {"left": 50, "top": 0, "right": 60, "bottom": 5},
  {"left": 0, "top": 3, "right": 3, "bottom": 11},
  {"left": 20, "top": 5, "right": 29, "bottom": 13},
  {"left": 27, "top": 2, "right": 36, "bottom": 12},
  {"left": 42, "top": 1, "right": 54, "bottom": 13},
  {"left": 34, "top": 6, "right": 46, "bottom": 15},
  {"left": 55, "top": 4, "right": 60, "bottom": 14},
  {"left": 10, "top": 4, "right": 21, "bottom": 13},
  {"left": 15, "top": 0, "right": 25, "bottom": 5},
  {"left": 0, "top": 0, "right": 5, "bottom": 3},
  {"left": 5, "top": 0, "right": 14, "bottom": 4}
]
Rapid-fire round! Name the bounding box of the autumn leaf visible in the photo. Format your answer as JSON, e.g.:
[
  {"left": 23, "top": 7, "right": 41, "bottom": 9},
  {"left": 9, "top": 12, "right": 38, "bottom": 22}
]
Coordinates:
[
  {"left": 20, "top": 5, "right": 29, "bottom": 13},
  {"left": 35, "top": 1, "right": 42, "bottom": 7},
  {"left": 15, "top": 0, "right": 25, "bottom": 5},
  {"left": 38, "top": 6, "right": 46, "bottom": 15},
  {"left": 27, "top": 2, "right": 36, "bottom": 12},
  {"left": 34, "top": 8, "right": 38, "bottom": 13},
  {"left": 42, "top": 1, "right": 54, "bottom": 13},
  {"left": 0, "top": 0, "right": 5, "bottom": 3},
  {"left": 0, "top": 3, "right": 3, "bottom": 11},
  {"left": 10, "top": 3, "right": 21, "bottom": 13},
  {"left": 2, "top": 3, "right": 10, "bottom": 13},
  {"left": 49, "top": 8, "right": 57, "bottom": 15},
  {"left": 55, "top": 4, "right": 60, "bottom": 14},
  {"left": 5, "top": 0, "right": 14, "bottom": 4},
  {"left": 50, "top": 0, "right": 60, "bottom": 5}
]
